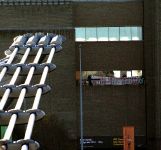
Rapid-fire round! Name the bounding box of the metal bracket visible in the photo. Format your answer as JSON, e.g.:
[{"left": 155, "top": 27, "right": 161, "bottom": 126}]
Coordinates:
[
  {"left": 0, "top": 109, "right": 45, "bottom": 125},
  {"left": 0, "top": 63, "right": 56, "bottom": 75},
  {"left": 0, "top": 139, "right": 39, "bottom": 150},
  {"left": 0, "top": 84, "right": 51, "bottom": 98}
]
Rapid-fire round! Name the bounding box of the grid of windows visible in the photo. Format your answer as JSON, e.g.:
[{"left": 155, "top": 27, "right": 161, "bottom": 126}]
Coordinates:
[{"left": 75, "top": 27, "right": 142, "bottom": 42}]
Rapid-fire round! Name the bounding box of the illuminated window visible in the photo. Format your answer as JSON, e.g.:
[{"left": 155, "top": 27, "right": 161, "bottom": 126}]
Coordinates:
[
  {"left": 113, "top": 70, "right": 120, "bottom": 78},
  {"left": 132, "top": 70, "right": 142, "bottom": 77},
  {"left": 75, "top": 28, "right": 85, "bottom": 41},
  {"left": 131, "top": 27, "right": 142, "bottom": 41},
  {"left": 127, "top": 71, "right": 132, "bottom": 77},
  {"left": 97, "top": 27, "right": 108, "bottom": 41},
  {"left": 75, "top": 27, "right": 142, "bottom": 42},
  {"left": 109, "top": 27, "right": 119, "bottom": 41},
  {"left": 120, "top": 27, "right": 131, "bottom": 41},
  {"left": 86, "top": 28, "right": 97, "bottom": 41}
]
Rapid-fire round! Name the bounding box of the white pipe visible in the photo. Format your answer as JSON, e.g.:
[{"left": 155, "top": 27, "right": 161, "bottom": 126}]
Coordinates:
[
  {"left": 14, "top": 88, "right": 27, "bottom": 110},
  {"left": 24, "top": 114, "right": 35, "bottom": 139},
  {"left": 32, "top": 88, "right": 43, "bottom": 110},
  {"left": 39, "top": 66, "right": 49, "bottom": 85},
  {"left": 0, "top": 88, "right": 11, "bottom": 110},
  {"left": 19, "top": 48, "right": 31, "bottom": 64},
  {"left": 21, "top": 145, "right": 28, "bottom": 150},
  {"left": 3, "top": 114, "right": 17, "bottom": 140},
  {"left": 33, "top": 47, "right": 43, "bottom": 64},
  {"left": 0, "top": 48, "right": 31, "bottom": 110},
  {"left": 9, "top": 67, "right": 22, "bottom": 85},
  {"left": 0, "top": 68, "right": 8, "bottom": 83},
  {"left": 7, "top": 48, "right": 19, "bottom": 64},
  {"left": 46, "top": 47, "right": 55, "bottom": 63},
  {"left": 0, "top": 47, "right": 18, "bottom": 82}
]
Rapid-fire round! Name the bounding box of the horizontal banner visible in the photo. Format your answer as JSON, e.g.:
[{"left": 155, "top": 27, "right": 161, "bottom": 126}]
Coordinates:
[{"left": 88, "top": 76, "right": 144, "bottom": 86}]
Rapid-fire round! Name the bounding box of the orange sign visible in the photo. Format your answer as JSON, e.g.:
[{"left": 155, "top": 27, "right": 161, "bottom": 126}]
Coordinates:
[{"left": 123, "top": 126, "right": 135, "bottom": 150}]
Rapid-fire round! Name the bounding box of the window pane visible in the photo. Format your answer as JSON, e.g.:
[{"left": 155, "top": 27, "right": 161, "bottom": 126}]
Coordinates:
[
  {"left": 131, "top": 27, "right": 142, "bottom": 41},
  {"left": 127, "top": 71, "right": 132, "bottom": 78},
  {"left": 86, "top": 28, "right": 97, "bottom": 41},
  {"left": 75, "top": 28, "right": 85, "bottom": 41},
  {"left": 109, "top": 27, "right": 119, "bottom": 41},
  {"left": 120, "top": 27, "right": 131, "bottom": 41},
  {"left": 132, "top": 70, "right": 142, "bottom": 77},
  {"left": 113, "top": 70, "right": 120, "bottom": 78},
  {"left": 97, "top": 27, "right": 108, "bottom": 41}
]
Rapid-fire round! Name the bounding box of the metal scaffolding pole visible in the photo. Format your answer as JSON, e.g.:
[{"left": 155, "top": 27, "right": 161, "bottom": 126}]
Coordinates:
[{"left": 79, "top": 44, "right": 84, "bottom": 150}]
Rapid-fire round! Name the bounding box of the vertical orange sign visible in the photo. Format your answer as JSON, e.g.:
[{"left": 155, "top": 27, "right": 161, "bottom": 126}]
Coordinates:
[{"left": 123, "top": 126, "right": 135, "bottom": 150}]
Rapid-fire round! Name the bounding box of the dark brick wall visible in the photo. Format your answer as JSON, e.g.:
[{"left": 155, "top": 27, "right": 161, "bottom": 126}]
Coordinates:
[
  {"left": 74, "top": 1, "right": 146, "bottom": 148},
  {"left": 74, "top": 1, "right": 143, "bottom": 27},
  {"left": 145, "top": 0, "right": 161, "bottom": 149},
  {"left": 155, "top": 0, "right": 161, "bottom": 149},
  {"left": 143, "top": 0, "right": 156, "bottom": 149},
  {"left": 76, "top": 42, "right": 143, "bottom": 71},
  {"left": 0, "top": 5, "right": 73, "bottom": 30},
  {"left": 77, "top": 86, "right": 146, "bottom": 137},
  {"left": 0, "top": 1, "right": 150, "bottom": 150}
]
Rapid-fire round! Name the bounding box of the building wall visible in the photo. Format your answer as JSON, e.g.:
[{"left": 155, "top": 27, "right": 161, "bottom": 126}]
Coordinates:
[
  {"left": 74, "top": 1, "right": 146, "bottom": 149},
  {"left": 0, "top": 5, "right": 73, "bottom": 30},
  {"left": 0, "top": 1, "right": 157, "bottom": 150},
  {"left": 143, "top": 0, "right": 156, "bottom": 149},
  {"left": 75, "top": 42, "right": 143, "bottom": 70},
  {"left": 74, "top": 1, "right": 143, "bottom": 27},
  {"left": 145, "top": 0, "right": 161, "bottom": 149},
  {"left": 155, "top": 1, "right": 161, "bottom": 149},
  {"left": 80, "top": 86, "right": 146, "bottom": 136}
]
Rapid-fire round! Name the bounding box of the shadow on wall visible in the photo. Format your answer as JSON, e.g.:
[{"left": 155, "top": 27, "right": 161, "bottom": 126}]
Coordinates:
[{"left": 14, "top": 114, "right": 77, "bottom": 150}]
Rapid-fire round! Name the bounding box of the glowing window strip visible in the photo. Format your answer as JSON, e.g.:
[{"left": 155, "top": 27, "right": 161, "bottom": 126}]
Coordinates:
[{"left": 75, "top": 27, "right": 142, "bottom": 42}]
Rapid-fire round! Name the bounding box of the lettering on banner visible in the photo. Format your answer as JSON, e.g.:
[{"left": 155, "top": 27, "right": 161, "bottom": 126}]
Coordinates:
[{"left": 113, "top": 137, "right": 123, "bottom": 146}]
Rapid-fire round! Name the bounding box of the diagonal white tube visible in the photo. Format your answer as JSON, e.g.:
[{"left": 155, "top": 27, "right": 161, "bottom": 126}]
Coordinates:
[
  {"left": 21, "top": 47, "right": 56, "bottom": 150},
  {"left": 0, "top": 48, "right": 31, "bottom": 110},
  {"left": 3, "top": 48, "right": 43, "bottom": 140}
]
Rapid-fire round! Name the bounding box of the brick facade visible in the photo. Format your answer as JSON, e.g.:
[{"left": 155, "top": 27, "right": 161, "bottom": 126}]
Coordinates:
[{"left": 0, "top": 1, "right": 159, "bottom": 150}]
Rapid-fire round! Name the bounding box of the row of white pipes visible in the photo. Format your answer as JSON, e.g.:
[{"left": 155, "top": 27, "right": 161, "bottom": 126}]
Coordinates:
[
  {"left": 0, "top": 33, "right": 62, "bottom": 150},
  {"left": 9, "top": 33, "right": 62, "bottom": 51}
]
